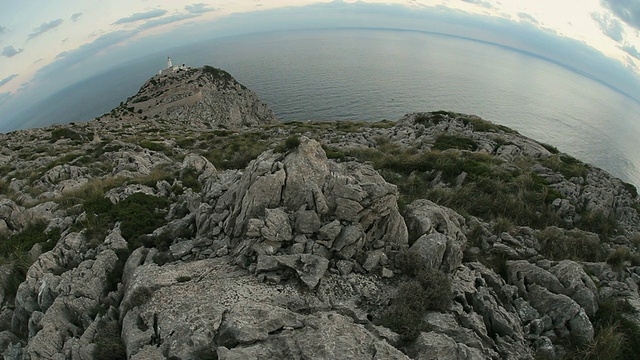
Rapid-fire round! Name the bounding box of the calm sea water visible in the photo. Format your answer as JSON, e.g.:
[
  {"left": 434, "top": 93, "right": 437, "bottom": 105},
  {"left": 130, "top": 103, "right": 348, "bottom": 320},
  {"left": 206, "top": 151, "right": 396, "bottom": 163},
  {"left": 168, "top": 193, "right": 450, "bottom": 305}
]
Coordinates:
[{"left": 17, "top": 29, "right": 640, "bottom": 187}]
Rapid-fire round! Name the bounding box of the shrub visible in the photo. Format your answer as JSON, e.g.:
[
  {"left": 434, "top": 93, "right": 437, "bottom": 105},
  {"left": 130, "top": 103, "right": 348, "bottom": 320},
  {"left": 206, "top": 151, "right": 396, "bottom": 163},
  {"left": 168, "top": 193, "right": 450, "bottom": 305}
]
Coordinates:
[
  {"left": 378, "top": 252, "right": 452, "bottom": 342},
  {"left": 536, "top": 227, "right": 605, "bottom": 262},
  {"left": 432, "top": 134, "right": 478, "bottom": 151},
  {"left": 51, "top": 128, "right": 83, "bottom": 142},
  {"left": 93, "top": 320, "right": 127, "bottom": 360},
  {"left": 274, "top": 135, "right": 301, "bottom": 153},
  {"left": 543, "top": 154, "right": 589, "bottom": 180},
  {"left": 607, "top": 246, "right": 640, "bottom": 270},
  {"left": 568, "top": 299, "right": 640, "bottom": 360},
  {"left": 125, "top": 287, "right": 154, "bottom": 312}
]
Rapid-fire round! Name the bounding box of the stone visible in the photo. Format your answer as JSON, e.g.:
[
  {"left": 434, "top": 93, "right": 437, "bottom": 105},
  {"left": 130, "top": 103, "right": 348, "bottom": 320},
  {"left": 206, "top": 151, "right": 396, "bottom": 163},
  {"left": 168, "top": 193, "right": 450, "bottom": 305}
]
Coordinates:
[
  {"left": 333, "top": 225, "right": 364, "bottom": 260},
  {"left": 256, "top": 254, "right": 329, "bottom": 288},
  {"left": 528, "top": 284, "right": 594, "bottom": 346},
  {"left": 318, "top": 220, "right": 342, "bottom": 241},
  {"left": 216, "top": 302, "right": 302, "bottom": 347},
  {"left": 294, "top": 210, "right": 322, "bottom": 234},
  {"left": 407, "top": 233, "right": 447, "bottom": 270},
  {"left": 260, "top": 208, "right": 292, "bottom": 242}
]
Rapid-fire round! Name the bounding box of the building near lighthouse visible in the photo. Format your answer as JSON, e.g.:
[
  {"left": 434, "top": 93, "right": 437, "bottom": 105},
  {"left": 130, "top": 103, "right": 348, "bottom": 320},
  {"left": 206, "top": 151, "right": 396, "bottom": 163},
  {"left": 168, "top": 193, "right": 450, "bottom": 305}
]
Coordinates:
[{"left": 159, "top": 56, "right": 187, "bottom": 75}]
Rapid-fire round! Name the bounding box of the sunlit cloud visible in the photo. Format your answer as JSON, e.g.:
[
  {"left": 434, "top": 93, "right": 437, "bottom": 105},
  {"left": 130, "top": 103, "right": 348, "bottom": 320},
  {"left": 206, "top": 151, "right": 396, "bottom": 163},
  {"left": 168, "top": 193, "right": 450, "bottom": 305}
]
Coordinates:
[
  {"left": 2, "top": 45, "right": 22, "bottom": 58},
  {"left": 185, "top": 3, "right": 217, "bottom": 14},
  {"left": 621, "top": 44, "right": 640, "bottom": 59},
  {"left": 137, "top": 14, "right": 200, "bottom": 30},
  {"left": 113, "top": 9, "right": 168, "bottom": 25},
  {"left": 28, "top": 19, "right": 63, "bottom": 40},
  {"left": 592, "top": 12, "right": 624, "bottom": 41},
  {"left": 518, "top": 12, "right": 538, "bottom": 24},
  {"left": 460, "top": 0, "right": 492, "bottom": 9}
]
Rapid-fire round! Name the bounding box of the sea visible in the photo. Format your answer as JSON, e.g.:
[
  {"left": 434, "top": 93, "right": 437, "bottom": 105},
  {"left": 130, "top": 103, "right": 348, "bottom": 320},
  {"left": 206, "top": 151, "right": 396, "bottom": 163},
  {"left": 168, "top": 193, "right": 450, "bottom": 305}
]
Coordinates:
[{"left": 12, "top": 29, "right": 640, "bottom": 188}]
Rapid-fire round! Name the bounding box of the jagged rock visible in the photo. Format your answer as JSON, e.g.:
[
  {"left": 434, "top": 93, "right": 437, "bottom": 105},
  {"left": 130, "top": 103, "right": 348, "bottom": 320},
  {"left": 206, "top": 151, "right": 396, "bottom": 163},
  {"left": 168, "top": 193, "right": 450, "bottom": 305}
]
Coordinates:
[
  {"left": 256, "top": 254, "right": 329, "bottom": 288},
  {"left": 180, "top": 153, "right": 217, "bottom": 182},
  {"left": 260, "top": 208, "right": 292, "bottom": 242},
  {"left": 528, "top": 284, "right": 594, "bottom": 346},
  {"left": 407, "top": 233, "right": 448, "bottom": 270},
  {"left": 507, "top": 260, "right": 565, "bottom": 296},
  {"left": 217, "top": 302, "right": 303, "bottom": 347},
  {"left": 404, "top": 199, "right": 466, "bottom": 271},
  {"left": 333, "top": 225, "right": 364, "bottom": 260},
  {"left": 408, "top": 331, "right": 485, "bottom": 360},
  {"left": 318, "top": 220, "right": 342, "bottom": 241},
  {"left": 549, "top": 260, "right": 598, "bottom": 317}
]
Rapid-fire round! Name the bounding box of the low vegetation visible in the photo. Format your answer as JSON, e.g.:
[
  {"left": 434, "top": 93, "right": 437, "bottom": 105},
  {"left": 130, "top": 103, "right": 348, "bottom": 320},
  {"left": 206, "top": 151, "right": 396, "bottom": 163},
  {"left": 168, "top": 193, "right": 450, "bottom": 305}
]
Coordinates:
[{"left": 377, "top": 251, "right": 452, "bottom": 342}]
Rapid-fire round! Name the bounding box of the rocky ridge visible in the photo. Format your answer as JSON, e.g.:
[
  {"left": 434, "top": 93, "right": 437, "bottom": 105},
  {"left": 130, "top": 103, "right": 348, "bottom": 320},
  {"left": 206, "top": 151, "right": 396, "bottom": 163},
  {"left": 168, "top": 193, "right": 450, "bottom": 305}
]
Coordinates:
[{"left": 0, "top": 68, "right": 639, "bottom": 359}]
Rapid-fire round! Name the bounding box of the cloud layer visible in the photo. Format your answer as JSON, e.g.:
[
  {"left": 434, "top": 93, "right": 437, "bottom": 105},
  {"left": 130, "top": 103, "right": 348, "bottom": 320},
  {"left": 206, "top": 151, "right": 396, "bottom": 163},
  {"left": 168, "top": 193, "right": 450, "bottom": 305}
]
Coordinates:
[
  {"left": 113, "top": 9, "right": 168, "bottom": 25},
  {"left": 28, "top": 19, "right": 64, "bottom": 40}
]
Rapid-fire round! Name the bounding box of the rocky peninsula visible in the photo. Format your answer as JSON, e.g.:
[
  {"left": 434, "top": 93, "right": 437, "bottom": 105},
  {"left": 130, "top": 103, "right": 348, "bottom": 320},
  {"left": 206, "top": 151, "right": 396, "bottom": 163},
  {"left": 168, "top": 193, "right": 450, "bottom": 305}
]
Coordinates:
[{"left": 0, "top": 66, "right": 639, "bottom": 359}]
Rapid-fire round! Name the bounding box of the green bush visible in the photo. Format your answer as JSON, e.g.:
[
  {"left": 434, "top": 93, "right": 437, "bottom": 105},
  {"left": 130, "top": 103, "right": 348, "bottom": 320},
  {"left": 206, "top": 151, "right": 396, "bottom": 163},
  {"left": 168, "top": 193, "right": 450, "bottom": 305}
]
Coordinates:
[
  {"left": 51, "top": 128, "right": 83, "bottom": 142},
  {"left": 432, "top": 134, "right": 478, "bottom": 151},
  {"left": 93, "top": 320, "right": 126, "bottom": 360},
  {"left": 77, "top": 191, "right": 170, "bottom": 246},
  {"left": 569, "top": 299, "right": 640, "bottom": 360},
  {"left": 274, "top": 135, "right": 301, "bottom": 153},
  {"left": 536, "top": 227, "right": 605, "bottom": 262},
  {"left": 378, "top": 252, "right": 452, "bottom": 342},
  {"left": 201, "top": 131, "right": 270, "bottom": 169},
  {"left": 543, "top": 154, "right": 589, "bottom": 179}
]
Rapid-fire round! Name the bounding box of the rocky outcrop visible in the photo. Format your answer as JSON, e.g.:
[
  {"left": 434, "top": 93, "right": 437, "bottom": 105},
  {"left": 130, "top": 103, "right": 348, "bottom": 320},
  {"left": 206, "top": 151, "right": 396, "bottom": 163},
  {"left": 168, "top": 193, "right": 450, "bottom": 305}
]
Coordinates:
[
  {"left": 192, "top": 136, "right": 409, "bottom": 285},
  {"left": 122, "top": 66, "right": 278, "bottom": 130}
]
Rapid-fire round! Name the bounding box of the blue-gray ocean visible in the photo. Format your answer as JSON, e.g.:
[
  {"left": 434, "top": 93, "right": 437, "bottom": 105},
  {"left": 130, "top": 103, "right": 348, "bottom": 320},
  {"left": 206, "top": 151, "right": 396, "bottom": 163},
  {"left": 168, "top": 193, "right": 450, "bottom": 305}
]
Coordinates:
[{"left": 16, "top": 29, "right": 640, "bottom": 187}]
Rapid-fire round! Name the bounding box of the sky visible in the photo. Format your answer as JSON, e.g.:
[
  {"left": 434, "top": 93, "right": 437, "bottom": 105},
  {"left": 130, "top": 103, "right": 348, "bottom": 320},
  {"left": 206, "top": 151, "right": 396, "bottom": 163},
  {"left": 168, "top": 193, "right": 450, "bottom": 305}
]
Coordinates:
[{"left": 1, "top": 0, "right": 640, "bottom": 131}]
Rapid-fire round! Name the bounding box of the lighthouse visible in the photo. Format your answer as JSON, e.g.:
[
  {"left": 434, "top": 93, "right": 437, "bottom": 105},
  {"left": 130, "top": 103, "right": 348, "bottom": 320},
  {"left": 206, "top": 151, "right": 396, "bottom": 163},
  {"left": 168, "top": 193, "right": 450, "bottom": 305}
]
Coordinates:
[{"left": 167, "top": 56, "right": 173, "bottom": 69}]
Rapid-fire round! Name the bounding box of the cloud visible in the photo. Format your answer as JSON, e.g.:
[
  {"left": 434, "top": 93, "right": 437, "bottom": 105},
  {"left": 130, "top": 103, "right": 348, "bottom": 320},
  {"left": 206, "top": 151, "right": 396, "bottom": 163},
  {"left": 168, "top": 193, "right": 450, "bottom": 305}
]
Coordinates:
[
  {"left": 0, "top": 74, "right": 18, "bottom": 87},
  {"left": 460, "top": 0, "right": 492, "bottom": 9},
  {"left": 591, "top": 12, "right": 624, "bottom": 41},
  {"left": 621, "top": 44, "right": 640, "bottom": 59},
  {"left": 71, "top": 13, "right": 83, "bottom": 22},
  {"left": 2, "top": 45, "right": 22, "bottom": 57},
  {"left": 517, "top": 12, "right": 538, "bottom": 24},
  {"left": 137, "top": 14, "right": 200, "bottom": 31},
  {"left": 0, "top": 25, "right": 7, "bottom": 34},
  {"left": 28, "top": 19, "right": 63, "bottom": 39},
  {"left": 602, "top": 0, "right": 640, "bottom": 30},
  {"left": 185, "top": 3, "right": 217, "bottom": 14},
  {"left": 113, "top": 9, "right": 168, "bottom": 25}
]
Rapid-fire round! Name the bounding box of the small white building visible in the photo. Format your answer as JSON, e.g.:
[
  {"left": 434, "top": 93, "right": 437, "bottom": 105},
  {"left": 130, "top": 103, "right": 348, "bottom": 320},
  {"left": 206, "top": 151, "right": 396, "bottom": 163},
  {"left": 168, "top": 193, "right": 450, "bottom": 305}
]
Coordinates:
[{"left": 159, "top": 56, "right": 188, "bottom": 75}]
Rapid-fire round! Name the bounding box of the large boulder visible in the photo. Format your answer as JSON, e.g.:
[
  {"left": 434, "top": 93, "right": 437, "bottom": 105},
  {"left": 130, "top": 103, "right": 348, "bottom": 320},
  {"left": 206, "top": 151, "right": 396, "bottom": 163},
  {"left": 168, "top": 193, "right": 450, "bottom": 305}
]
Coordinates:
[{"left": 404, "top": 200, "right": 467, "bottom": 272}]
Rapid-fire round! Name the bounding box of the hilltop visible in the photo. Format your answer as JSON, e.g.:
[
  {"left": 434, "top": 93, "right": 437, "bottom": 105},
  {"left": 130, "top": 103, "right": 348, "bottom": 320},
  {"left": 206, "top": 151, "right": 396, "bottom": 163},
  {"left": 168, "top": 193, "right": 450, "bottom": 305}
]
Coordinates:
[{"left": 0, "top": 67, "right": 639, "bottom": 360}]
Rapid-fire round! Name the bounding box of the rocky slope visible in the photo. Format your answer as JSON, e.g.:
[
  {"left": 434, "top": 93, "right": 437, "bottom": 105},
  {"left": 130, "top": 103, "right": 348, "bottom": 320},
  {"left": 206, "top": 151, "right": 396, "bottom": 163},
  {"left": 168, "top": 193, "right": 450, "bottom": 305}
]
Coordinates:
[{"left": 0, "top": 67, "right": 639, "bottom": 360}]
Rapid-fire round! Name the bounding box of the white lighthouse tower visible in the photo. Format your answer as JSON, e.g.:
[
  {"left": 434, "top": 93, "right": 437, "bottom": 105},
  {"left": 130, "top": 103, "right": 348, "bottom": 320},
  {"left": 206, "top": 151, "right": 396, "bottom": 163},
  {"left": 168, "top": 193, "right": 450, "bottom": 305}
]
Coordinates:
[{"left": 167, "top": 56, "right": 173, "bottom": 69}]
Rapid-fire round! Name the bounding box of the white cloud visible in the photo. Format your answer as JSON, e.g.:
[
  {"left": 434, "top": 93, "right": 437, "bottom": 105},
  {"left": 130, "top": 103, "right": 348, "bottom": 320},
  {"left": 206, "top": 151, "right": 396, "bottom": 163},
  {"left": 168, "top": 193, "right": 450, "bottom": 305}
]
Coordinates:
[
  {"left": 185, "top": 3, "right": 217, "bottom": 14},
  {"left": 592, "top": 12, "right": 624, "bottom": 41},
  {"left": 113, "top": 9, "right": 168, "bottom": 25}
]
